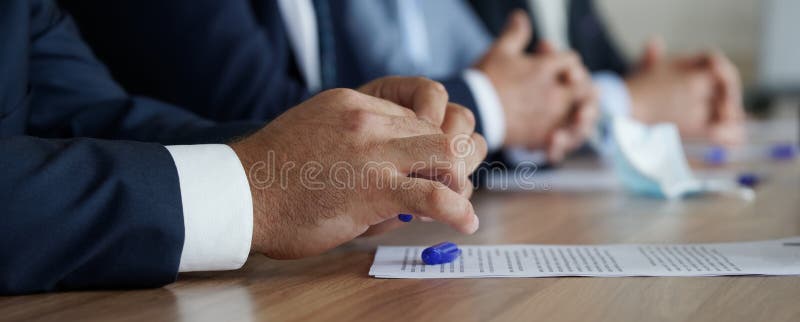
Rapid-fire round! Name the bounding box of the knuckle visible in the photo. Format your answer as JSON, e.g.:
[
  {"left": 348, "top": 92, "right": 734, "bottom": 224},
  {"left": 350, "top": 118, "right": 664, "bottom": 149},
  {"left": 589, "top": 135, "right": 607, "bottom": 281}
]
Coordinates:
[
  {"left": 345, "top": 109, "right": 377, "bottom": 133},
  {"left": 563, "top": 50, "right": 578, "bottom": 63},
  {"left": 442, "top": 134, "right": 461, "bottom": 159},
  {"left": 426, "top": 80, "right": 448, "bottom": 97},
  {"left": 565, "top": 51, "right": 581, "bottom": 62},
  {"left": 425, "top": 182, "right": 452, "bottom": 215},
  {"left": 472, "top": 134, "right": 488, "bottom": 157},
  {"left": 325, "top": 88, "right": 361, "bottom": 103},
  {"left": 411, "top": 76, "right": 429, "bottom": 84},
  {"left": 451, "top": 104, "right": 476, "bottom": 128},
  {"left": 448, "top": 133, "right": 477, "bottom": 159},
  {"left": 541, "top": 56, "right": 557, "bottom": 67},
  {"left": 416, "top": 79, "right": 449, "bottom": 105}
]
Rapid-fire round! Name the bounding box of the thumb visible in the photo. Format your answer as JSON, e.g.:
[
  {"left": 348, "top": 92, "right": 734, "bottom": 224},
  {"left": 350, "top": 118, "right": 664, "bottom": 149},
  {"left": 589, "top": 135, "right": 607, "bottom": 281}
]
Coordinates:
[
  {"left": 357, "top": 76, "right": 448, "bottom": 126},
  {"left": 494, "top": 9, "right": 533, "bottom": 54},
  {"left": 639, "top": 37, "right": 665, "bottom": 70}
]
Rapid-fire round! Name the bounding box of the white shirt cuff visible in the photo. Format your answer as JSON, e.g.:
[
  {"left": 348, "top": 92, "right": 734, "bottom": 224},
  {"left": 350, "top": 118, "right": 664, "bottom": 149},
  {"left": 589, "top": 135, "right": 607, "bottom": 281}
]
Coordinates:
[
  {"left": 462, "top": 69, "right": 506, "bottom": 152},
  {"left": 593, "top": 71, "right": 632, "bottom": 118},
  {"left": 166, "top": 144, "right": 253, "bottom": 272},
  {"left": 591, "top": 72, "right": 633, "bottom": 155}
]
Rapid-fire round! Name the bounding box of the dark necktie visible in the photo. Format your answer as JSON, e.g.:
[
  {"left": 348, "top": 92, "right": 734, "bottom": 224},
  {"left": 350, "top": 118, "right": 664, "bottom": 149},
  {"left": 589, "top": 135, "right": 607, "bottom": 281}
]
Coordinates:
[{"left": 313, "top": 0, "right": 337, "bottom": 89}]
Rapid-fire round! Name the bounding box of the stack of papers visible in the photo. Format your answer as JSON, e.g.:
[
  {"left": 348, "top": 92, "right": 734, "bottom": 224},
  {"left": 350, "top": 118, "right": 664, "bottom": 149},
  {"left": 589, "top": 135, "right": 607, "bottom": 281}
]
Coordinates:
[{"left": 370, "top": 237, "right": 800, "bottom": 278}]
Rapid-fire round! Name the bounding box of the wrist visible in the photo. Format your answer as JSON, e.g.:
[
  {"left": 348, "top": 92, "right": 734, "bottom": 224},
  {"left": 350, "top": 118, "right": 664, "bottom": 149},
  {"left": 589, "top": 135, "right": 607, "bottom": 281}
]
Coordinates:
[
  {"left": 229, "top": 141, "right": 270, "bottom": 254},
  {"left": 462, "top": 68, "right": 508, "bottom": 151},
  {"left": 624, "top": 77, "right": 651, "bottom": 123}
]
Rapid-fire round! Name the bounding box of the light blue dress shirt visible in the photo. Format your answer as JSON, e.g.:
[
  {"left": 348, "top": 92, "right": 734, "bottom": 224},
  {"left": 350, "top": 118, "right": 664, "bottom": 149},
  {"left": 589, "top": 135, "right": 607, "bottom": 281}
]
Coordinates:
[{"left": 338, "top": 0, "right": 632, "bottom": 159}]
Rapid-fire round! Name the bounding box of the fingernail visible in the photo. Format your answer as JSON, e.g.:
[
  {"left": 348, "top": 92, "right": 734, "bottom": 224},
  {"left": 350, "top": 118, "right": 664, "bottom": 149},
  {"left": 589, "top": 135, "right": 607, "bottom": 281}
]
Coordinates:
[
  {"left": 469, "top": 215, "right": 480, "bottom": 234},
  {"left": 398, "top": 214, "right": 413, "bottom": 222}
]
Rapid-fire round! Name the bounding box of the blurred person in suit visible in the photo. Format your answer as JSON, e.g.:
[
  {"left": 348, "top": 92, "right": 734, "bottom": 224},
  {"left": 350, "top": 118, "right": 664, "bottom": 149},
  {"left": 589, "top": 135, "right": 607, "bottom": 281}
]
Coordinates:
[
  {"left": 61, "top": 0, "right": 599, "bottom": 165},
  {"left": 60, "top": 0, "right": 746, "bottom": 166},
  {"left": 469, "top": 0, "right": 746, "bottom": 145},
  {"left": 1, "top": 0, "right": 486, "bottom": 295}
]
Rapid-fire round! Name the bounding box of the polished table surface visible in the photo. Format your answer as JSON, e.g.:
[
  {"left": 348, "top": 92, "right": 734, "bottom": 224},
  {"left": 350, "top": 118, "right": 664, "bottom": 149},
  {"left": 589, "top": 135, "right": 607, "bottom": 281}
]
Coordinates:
[
  {"left": 2, "top": 157, "right": 799, "bottom": 322},
  {"left": 4, "top": 100, "right": 800, "bottom": 322}
]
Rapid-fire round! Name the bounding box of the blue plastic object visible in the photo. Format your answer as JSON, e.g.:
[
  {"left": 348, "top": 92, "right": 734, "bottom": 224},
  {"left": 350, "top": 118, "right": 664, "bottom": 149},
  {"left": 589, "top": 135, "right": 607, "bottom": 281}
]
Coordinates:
[
  {"left": 398, "top": 214, "right": 413, "bottom": 222},
  {"left": 421, "top": 242, "right": 461, "bottom": 265},
  {"left": 704, "top": 146, "right": 728, "bottom": 165},
  {"left": 770, "top": 144, "right": 797, "bottom": 161},
  {"left": 737, "top": 173, "right": 760, "bottom": 188}
]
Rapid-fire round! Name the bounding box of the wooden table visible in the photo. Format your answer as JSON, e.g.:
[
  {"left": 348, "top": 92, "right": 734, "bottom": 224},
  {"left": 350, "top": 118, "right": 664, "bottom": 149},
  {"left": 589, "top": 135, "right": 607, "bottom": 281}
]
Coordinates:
[{"left": 2, "top": 160, "right": 799, "bottom": 322}]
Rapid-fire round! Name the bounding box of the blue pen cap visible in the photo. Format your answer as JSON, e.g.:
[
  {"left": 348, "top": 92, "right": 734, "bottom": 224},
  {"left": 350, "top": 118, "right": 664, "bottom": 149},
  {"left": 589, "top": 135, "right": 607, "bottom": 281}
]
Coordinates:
[
  {"left": 770, "top": 143, "right": 797, "bottom": 161},
  {"left": 421, "top": 242, "right": 461, "bottom": 265},
  {"left": 398, "top": 214, "right": 413, "bottom": 222},
  {"left": 737, "top": 173, "right": 760, "bottom": 188},
  {"left": 704, "top": 146, "right": 727, "bottom": 165}
]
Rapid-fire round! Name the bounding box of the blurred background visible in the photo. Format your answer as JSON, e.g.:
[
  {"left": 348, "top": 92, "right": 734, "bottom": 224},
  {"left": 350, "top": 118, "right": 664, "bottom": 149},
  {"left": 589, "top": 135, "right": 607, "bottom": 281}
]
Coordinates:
[
  {"left": 597, "top": 0, "right": 797, "bottom": 155},
  {"left": 600, "top": 0, "right": 758, "bottom": 84},
  {"left": 600, "top": 0, "right": 798, "bottom": 102},
  {"left": 598, "top": 0, "right": 800, "bottom": 98}
]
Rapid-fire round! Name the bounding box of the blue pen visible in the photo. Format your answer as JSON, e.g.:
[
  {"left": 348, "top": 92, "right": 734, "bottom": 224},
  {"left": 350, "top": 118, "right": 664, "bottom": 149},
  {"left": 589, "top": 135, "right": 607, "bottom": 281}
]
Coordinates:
[
  {"left": 704, "top": 146, "right": 727, "bottom": 165},
  {"left": 397, "top": 214, "right": 413, "bottom": 222},
  {"left": 770, "top": 143, "right": 797, "bottom": 161},
  {"left": 737, "top": 172, "right": 760, "bottom": 188},
  {"left": 421, "top": 242, "right": 462, "bottom": 265}
]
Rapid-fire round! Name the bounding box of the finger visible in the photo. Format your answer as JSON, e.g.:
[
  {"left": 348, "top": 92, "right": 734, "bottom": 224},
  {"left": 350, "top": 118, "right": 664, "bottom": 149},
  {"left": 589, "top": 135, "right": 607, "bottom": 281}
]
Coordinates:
[
  {"left": 639, "top": 37, "right": 665, "bottom": 70},
  {"left": 441, "top": 103, "right": 476, "bottom": 135},
  {"left": 708, "top": 122, "right": 746, "bottom": 146},
  {"left": 560, "top": 110, "right": 596, "bottom": 153},
  {"left": 357, "top": 76, "right": 449, "bottom": 126},
  {"left": 324, "top": 88, "right": 416, "bottom": 118},
  {"left": 397, "top": 176, "right": 473, "bottom": 231},
  {"left": 562, "top": 89, "right": 600, "bottom": 143},
  {"left": 390, "top": 178, "right": 479, "bottom": 234},
  {"left": 687, "top": 70, "right": 716, "bottom": 102},
  {"left": 414, "top": 172, "right": 476, "bottom": 199},
  {"left": 674, "top": 53, "right": 707, "bottom": 69},
  {"left": 344, "top": 109, "right": 442, "bottom": 139},
  {"left": 359, "top": 219, "right": 407, "bottom": 237},
  {"left": 545, "top": 52, "right": 590, "bottom": 91},
  {"left": 461, "top": 178, "right": 475, "bottom": 199},
  {"left": 387, "top": 133, "right": 488, "bottom": 192},
  {"left": 546, "top": 129, "right": 571, "bottom": 164},
  {"left": 387, "top": 133, "right": 488, "bottom": 172},
  {"left": 495, "top": 9, "right": 533, "bottom": 54},
  {"left": 705, "top": 51, "right": 745, "bottom": 124}
]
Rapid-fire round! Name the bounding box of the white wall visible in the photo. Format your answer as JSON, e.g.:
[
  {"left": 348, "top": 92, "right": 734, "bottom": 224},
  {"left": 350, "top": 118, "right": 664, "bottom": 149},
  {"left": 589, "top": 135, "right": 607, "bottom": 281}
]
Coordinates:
[{"left": 597, "top": 0, "right": 760, "bottom": 85}]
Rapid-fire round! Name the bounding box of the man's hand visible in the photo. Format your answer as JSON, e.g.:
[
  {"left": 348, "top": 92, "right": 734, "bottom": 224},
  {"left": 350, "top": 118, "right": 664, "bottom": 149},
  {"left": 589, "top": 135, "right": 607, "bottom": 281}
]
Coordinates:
[
  {"left": 625, "top": 39, "right": 745, "bottom": 145},
  {"left": 474, "top": 10, "right": 598, "bottom": 162},
  {"left": 230, "top": 86, "right": 487, "bottom": 259},
  {"left": 357, "top": 77, "right": 480, "bottom": 236}
]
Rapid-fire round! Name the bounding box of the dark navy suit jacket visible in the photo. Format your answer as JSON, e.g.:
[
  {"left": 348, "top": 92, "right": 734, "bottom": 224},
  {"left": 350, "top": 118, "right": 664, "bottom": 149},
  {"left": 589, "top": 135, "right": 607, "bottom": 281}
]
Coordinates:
[
  {"left": 0, "top": 0, "right": 258, "bottom": 294},
  {"left": 60, "top": 0, "right": 311, "bottom": 123},
  {"left": 59, "top": 0, "right": 487, "bottom": 135},
  {"left": 469, "top": 0, "right": 629, "bottom": 76}
]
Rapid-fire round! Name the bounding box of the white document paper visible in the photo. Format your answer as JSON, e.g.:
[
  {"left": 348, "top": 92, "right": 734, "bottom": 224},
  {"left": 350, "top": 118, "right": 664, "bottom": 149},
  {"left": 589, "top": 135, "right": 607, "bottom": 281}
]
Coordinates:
[
  {"left": 370, "top": 237, "right": 800, "bottom": 278},
  {"left": 483, "top": 168, "right": 736, "bottom": 193}
]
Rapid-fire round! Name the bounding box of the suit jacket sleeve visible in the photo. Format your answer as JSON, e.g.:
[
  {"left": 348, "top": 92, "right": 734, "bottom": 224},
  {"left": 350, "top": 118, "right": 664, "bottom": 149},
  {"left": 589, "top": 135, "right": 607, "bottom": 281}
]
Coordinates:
[
  {"left": 59, "top": 0, "right": 310, "bottom": 123},
  {"left": 440, "top": 77, "right": 506, "bottom": 165},
  {"left": 0, "top": 0, "right": 260, "bottom": 294},
  {"left": 440, "top": 78, "right": 484, "bottom": 136},
  {"left": 467, "top": 0, "right": 630, "bottom": 75},
  {"left": 567, "top": 0, "right": 629, "bottom": 76},
  {"left": 27, "top": 0, "right": 262, "bottom": 144},
  {"left": 0, "top": 137, "right": 186, "bottom": 294}
]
